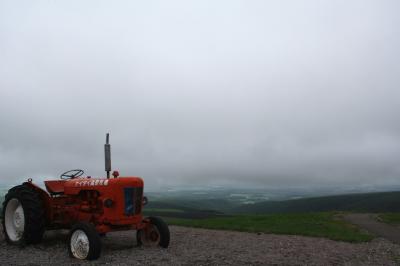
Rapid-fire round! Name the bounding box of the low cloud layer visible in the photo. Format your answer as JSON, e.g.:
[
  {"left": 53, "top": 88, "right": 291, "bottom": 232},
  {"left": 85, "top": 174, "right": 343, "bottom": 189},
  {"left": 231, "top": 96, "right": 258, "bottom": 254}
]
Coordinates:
[{"left": 1, "top": 1, "right": 399, "bottom": 189}]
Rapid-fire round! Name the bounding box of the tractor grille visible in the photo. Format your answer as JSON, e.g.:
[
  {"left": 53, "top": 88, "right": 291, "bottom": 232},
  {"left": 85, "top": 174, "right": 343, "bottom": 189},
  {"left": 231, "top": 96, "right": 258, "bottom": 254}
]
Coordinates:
[{"left": 124, "top": 187, "right": 143, "bottom": 216}]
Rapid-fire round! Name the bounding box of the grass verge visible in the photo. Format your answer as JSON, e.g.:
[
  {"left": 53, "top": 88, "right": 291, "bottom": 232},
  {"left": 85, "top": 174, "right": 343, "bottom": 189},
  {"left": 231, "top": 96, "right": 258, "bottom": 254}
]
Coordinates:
[
  {"left": 379, "top": 213, "right": 400, "bottom": 225},
  {"left": 165, "top": 212, "right": 373, "bottom": 243}
]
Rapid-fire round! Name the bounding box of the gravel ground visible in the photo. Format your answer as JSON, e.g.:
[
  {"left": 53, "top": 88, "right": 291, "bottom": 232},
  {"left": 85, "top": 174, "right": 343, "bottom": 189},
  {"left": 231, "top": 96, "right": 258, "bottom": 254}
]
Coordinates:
[{"left": 1, "top": 225, "right": 400, "bottom": 265}]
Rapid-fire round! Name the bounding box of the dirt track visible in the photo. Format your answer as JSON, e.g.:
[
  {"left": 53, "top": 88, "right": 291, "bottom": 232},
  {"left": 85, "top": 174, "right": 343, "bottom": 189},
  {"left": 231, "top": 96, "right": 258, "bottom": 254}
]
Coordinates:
[
  {"left": 344, "top": 213, "right": 400, "bottom": 244},
  {"left": 1, "top": 225, "right": 400, "bottom": 265}
]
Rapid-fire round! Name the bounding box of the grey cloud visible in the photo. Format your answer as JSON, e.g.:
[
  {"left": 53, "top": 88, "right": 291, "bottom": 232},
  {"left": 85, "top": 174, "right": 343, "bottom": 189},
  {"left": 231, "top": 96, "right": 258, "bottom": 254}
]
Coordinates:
[{"left": 0, "top": 0, "right": 399, "bottom": 189}]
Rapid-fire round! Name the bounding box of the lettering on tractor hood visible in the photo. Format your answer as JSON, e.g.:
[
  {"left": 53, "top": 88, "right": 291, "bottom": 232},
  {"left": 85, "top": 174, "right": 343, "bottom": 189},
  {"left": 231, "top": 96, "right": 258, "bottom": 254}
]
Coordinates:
[{"left": 73, "top": 179, "right": 109, "bottom": 187}]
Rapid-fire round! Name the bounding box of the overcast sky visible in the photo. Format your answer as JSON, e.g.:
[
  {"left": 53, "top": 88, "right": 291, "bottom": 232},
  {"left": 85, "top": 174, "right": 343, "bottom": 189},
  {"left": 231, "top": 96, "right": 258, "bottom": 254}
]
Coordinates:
[{"left": 0, "top": 0, "right": 399, "bottom": 189}]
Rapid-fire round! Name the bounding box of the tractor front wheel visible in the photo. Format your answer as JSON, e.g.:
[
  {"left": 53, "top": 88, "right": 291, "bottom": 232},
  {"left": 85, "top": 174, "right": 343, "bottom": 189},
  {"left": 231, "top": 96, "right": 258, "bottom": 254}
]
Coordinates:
[
  {"left": 68, "top": 222, "right": 102, "bottom": 260},
  {"left": 137, "top": 216, "right": 170, "bottom": 248}
]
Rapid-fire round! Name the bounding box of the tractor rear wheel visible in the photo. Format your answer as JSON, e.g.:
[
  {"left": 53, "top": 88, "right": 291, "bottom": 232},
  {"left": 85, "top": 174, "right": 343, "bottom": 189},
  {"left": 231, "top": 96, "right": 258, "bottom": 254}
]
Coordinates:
[
  {"left": 2, "top": 184, "right": 45, "bottom": 245},
  {"left": 137, "top": 216, "right": 170, "bottom": 248},
  {"left": 68, "top": 222, "right": 102, "bottom": 260}
]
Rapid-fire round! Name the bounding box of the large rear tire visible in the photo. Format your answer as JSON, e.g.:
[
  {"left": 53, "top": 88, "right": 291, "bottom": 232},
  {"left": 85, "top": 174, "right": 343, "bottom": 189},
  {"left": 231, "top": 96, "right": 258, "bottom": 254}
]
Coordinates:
[
  {"left": 68, "top": 222, "right": 102, "bottom": 260},
  {"left": 137, "top": 216, "right": 170, "bottom": 248},
  {"left": 2, "top": 184, "right": 45, "bottom": 245}
]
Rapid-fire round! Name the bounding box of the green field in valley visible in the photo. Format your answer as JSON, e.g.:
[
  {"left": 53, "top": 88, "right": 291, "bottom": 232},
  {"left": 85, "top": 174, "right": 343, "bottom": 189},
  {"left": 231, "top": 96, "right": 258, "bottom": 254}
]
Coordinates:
[
  {"left": 379, "top": 213, "right": 400, "bottom": 225},
  {"left": 232, "top": 191, "right": 400, "bottom": 214},
  {"left": 165, "top": 212, "right": 373, "bottom": 243},
  {"left": 145, "top": 208, "right": 184, "bottom": 213}
]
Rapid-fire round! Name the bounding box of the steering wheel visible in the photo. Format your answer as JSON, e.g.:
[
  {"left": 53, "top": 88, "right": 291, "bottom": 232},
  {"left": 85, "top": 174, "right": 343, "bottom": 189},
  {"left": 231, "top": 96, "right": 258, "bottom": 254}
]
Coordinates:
[{"left": 60, "top": 169, "right": 84, "bottom": 180}]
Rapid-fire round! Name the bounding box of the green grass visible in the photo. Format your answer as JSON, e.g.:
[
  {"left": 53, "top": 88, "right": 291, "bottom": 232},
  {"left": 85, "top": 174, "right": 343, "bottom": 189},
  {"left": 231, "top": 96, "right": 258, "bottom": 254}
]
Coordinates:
[
  {"left": 379, "top": 213, "right": 400, "bottom": 225},
  {"left": 166, "top": 212, "right": 373, "bottom": 243}
]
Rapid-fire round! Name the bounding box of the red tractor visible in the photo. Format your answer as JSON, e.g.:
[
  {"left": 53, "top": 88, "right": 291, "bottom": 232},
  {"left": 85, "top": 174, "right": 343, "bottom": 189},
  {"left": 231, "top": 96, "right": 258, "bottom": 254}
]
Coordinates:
[{"left": 1, "top": 134, "right": 170, "bottom": 260}]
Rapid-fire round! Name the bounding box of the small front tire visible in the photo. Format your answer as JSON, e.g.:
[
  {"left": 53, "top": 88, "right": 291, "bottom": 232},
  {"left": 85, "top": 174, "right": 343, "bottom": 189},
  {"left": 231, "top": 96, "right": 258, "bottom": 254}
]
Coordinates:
[
  {"left": 137, "top": 216, "right": 170, "bottom": 248},
  {"left": 68, "top": 222, "right": 102, "bottom": 260}
]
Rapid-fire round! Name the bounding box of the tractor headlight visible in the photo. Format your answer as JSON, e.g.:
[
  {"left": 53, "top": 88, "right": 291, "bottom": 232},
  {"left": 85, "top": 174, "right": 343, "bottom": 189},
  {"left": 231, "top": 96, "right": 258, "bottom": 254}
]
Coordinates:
[
  {"left": 104, "top": 198, "right": 113, "bottom": 208},
  {"left": 142, "top": 196, "right": 148, "bottom": 205}
]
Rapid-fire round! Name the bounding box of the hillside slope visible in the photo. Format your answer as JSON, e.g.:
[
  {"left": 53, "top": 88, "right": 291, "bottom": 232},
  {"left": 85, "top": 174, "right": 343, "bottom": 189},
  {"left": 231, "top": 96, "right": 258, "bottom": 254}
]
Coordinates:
[{"left": 232, "top": 191, "right": 400, "bottom": 213}]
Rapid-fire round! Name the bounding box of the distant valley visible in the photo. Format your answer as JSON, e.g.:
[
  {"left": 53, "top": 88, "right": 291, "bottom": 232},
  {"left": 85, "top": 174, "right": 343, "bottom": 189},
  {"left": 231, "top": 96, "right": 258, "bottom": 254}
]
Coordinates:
[
  {"left": 1, "top": 185, "right": 400, "bottom": 218},
  {"left": 143, "top": 187, "right": 400, "bottom": 219}
]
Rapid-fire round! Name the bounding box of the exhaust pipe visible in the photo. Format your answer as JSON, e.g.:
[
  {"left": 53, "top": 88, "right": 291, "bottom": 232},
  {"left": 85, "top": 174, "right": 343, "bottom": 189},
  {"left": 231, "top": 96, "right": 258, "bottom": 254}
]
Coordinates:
[{"left": 105, "top": 133, "right": 111, "bottom": 179}]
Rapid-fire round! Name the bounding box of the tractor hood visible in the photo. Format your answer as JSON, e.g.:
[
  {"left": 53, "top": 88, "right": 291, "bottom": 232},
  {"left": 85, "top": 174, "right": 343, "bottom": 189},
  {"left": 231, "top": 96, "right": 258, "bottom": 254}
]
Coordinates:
[{"left": 63, "top": 177, "right": 144, "bottom": 195}]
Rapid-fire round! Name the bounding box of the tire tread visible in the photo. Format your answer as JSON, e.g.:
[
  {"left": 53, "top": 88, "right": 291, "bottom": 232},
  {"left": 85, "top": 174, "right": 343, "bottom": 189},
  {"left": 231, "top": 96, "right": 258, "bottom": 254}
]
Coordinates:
[
  {"left": 137, "top": 216, "right": 170, "bottom": 248},
  {"left": 1, "top": 184, "right": 45, "bottom": 245}
]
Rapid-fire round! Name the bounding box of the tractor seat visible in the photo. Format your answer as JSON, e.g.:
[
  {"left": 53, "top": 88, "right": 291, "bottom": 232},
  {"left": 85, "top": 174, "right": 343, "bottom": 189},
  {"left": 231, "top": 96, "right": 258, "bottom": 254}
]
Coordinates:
[{"left": 45, "top": 180, "right": 66, "bottom": 195}]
